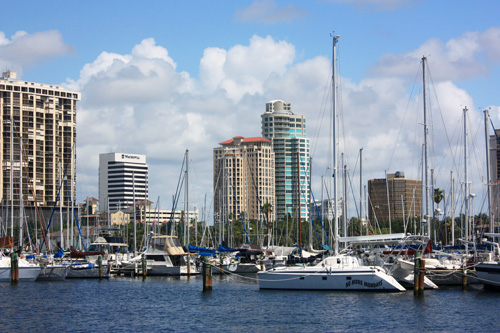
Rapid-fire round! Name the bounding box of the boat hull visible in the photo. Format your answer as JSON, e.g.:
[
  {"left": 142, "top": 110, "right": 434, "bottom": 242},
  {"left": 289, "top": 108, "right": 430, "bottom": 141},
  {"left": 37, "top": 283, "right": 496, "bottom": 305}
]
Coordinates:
[
  {"left": 0, "top": 266, "right": 41, "bottom": 282},
  {"left": 36, "top": 265, "right": 69, "bottom": 281},
  {"left": 67, "top": 262, "right": 110, "bottom": 279},
  {"left": 258, "top": 267, "right": 405, "bottom": 291},
  {"left": 475, "top": 262, "right": 500, "bottom": 289}
]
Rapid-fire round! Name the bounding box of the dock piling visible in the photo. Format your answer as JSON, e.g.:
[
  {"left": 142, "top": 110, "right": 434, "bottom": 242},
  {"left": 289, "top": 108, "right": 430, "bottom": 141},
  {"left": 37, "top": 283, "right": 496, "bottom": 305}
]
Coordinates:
[
  {"left": 202, "top": 256, "right": 212, "bottom": 292},
  {"left": 10, "top": 252, "right": 18, "bottom": 283}
]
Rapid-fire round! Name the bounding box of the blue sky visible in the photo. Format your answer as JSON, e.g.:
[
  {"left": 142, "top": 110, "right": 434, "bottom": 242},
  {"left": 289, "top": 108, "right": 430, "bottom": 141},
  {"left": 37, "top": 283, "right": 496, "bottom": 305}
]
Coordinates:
[{"left": 1, "top": 0, "right": 499, "bottom": 218}]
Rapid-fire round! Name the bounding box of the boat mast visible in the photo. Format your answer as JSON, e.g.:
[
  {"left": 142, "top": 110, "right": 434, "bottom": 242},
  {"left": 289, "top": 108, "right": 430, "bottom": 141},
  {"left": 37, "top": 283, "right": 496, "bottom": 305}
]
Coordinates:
[
  {"left": 185, "top": 149, "right": 189, "bottom": 246},
  {"left": 10, "top": 117, "right": 14, "bottom": 249},
  {"left": 464, "top": 107, "right": 469, "bottom": 243},
  {"left": 422, "top": 56, "right": 430, "bottom": 237},
  {"left": 484, "top": 109, "right": 493, "bottom": 233},
  {"left": 133, "top": 172, "right": 136, "bottom": 255},
  {"left": 332, "top": 32, "right": 340, "bottom": 254},
  {"left": 360, "top": 148, "right": 363, "bottom": 236}
]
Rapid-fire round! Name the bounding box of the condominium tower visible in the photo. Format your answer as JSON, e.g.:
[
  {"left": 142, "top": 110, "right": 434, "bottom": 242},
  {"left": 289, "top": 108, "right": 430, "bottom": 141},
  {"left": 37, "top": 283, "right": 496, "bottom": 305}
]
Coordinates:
[
  {"left": 261, "top": 100, "right": 310, "bottom": 221},
  {"left": 99, "top": 152, "right": 149, "bottom": 212},
  {"left": 213, "top": 136, "right": 275, "bottom": 224},
  {"left": 0, "top": 72, "right": 80, "bottom": 216}
]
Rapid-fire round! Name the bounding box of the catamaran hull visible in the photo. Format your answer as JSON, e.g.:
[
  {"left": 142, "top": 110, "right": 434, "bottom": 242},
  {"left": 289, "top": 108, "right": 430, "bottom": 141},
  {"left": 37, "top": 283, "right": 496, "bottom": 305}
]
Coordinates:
[
  {"left": 228, "top": 263, "right": 261, "bottom": 274},
  {"left": 258, "top": 268, "right": 405, "bottom": 291},
  {"left": 36, "top": 265, "right": 69, "bottom": 281},
  {"left": 0, "top": 266, "right": 41, "bottom": 282},
  {"left": 475, "top": 262, "right": 500, "bottom": 289},
  {"left": 147, "top": 264, "right": 199, "bottom": 276},
  {"left": 67, "top": 263, "right": 110, "bottom": 279}
]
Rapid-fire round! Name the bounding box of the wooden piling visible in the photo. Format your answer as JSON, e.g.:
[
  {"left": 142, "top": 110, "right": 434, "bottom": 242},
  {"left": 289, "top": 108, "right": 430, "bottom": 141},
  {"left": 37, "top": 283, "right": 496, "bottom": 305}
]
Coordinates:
[
  {"left": 414, "top": 252, "right": 421, "bottom": 296},
  {"left": 97, "top": 255, "right": 103, "bottom": 280},
  {"left": 462, "top": 259, "right": 468, "bottom": 290},
  {"left": 202, "top": 256, "right": 212, "bottom": 292},
  {"left": 418, "top": 258, "right": 426, "bottom": 293},
  {"left": 141, "top": 253, "right": 147, "bottom": 277},
  {"left": 187, "top": 252, "right": 191, "bottom": 277},
  {"left": 10, "top": 252, "right": 19, "bottom": 283}
]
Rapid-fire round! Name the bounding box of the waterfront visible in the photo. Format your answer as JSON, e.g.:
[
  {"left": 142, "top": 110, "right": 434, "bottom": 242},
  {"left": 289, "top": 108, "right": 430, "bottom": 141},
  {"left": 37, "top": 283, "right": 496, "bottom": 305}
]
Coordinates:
[{"left": 0, "top": 274, "right": 497, "bottom": 332}]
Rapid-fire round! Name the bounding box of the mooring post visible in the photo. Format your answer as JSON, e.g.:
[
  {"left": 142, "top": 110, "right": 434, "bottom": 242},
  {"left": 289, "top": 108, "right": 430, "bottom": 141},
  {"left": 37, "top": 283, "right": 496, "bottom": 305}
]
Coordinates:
[
  {"left": 462, "top": 256, "right": 468, "bottom": 290},
  {"left": 97, "top": 255, "right": 103, "bottom": 280},
  {"left": 414, "top": 252, "right": 421, "bottom": 296},
  {"left": 187, "top": 252, "right": 191, "bottom": 277},
  {"left": 11, "top": 252, "right": 19, "bottom": 283},
  {"left": 219, "top": 254, "right": 224, "bottom": 276},
  {"left": 203, "top": 256, "right": 212, "bottom": 292},
  {"left": 418, "top": 257, "right": 426, "bottom": 294},
  {"left": 141, "top": 253, "right": 147, "bottom": 277}
]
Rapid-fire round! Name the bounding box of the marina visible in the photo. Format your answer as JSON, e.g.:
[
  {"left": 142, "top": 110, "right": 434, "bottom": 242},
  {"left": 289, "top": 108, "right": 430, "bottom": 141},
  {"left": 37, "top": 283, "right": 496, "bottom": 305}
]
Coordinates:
[{"left": 0, "top": 274, "right": 498, "bottom": 332}]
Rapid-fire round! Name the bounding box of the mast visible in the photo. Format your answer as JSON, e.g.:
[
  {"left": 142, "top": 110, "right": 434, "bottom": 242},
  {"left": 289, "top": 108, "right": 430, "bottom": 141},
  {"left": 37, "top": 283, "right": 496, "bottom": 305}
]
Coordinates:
[
  {"left": 10, "top": 117, "right": 13, "bottom": 248},
  {"left": 484, "top": 109, "right": 493, "bottom": 233},
  {"left": 185, "top": 149, "right": 189, "bottom": 246},
  {"left": 360, "top": 148, "right": 363, "bottom": 236},
  {"left": 59, "top": 161, "right": 63, "bottom": 250},
  {"left": 450, "top": 171, "right": 455, "bottom": 245},
  {"left": 297, "top": 151, "right": 301, "bottom": 249},
  {"left": 422, "top": 56, "right": 430, "bottom": 237},
  {"left": 19, "top": 135, "right": 23, "bottom": 250},
  {"left": 332, "top": 32, "right": 340, "bottom": 254},
  {"left": 464, "top": 107, "right": 469, "bottom": 243},
  {"left": 133, "top": 172, "right": 136, "bottom": 255}
]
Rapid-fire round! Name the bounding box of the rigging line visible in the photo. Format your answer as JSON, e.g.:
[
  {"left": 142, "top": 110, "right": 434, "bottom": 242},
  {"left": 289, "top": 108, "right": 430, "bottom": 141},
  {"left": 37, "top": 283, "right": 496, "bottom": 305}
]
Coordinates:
[
  {"left": 310, "top": 65, "right": 333, "bottom": 158},
  {"left": 167, "top": 155, "right": 186, "bottom": 235},
  {"left": 468, "top": 112, "right": 487, "bottom": 183},
  {"left": 427, "top": 61, "right": 460, "bottom": 178},
  {"left": 63, "top": 176, "right": 87, "bottom": 251},
  {"left": 15, "top": 127, "right": 46, "bottom": 254},
  {"left": 40, "top": 162, "right": 69, "bottom": 253},
  {"left": 11, "top": 122, "right": 50, "bottom": 252},
  {"left": 228, "top": 176, "right": 250, "bottom": 244},
  {"left": 245, "top": 155, "right": 269, "bottom": 228},
  {"left": 299, "top": 156, "right": 328, "bottom": 248},
  {"left": 387, "top": 61, "right": 421, "bottom": 171}
]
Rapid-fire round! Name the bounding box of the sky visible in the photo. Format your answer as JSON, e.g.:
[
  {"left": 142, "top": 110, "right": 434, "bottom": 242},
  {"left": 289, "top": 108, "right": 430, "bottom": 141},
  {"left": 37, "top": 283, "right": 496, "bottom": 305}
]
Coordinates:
[{"left": 1, "top": 0, "right": 499, "bottom": 219}]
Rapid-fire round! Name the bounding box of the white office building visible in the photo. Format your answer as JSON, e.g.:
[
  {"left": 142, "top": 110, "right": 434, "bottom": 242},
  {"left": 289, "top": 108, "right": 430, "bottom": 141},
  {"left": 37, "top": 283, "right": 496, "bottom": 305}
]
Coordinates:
[{"left": 99, "top": 153, "right": 148, "bottom": 212}]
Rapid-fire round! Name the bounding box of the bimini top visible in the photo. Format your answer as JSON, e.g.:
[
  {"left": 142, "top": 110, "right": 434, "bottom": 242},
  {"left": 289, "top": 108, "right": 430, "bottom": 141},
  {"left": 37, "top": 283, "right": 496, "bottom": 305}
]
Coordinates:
[{"left": 151, "top": 235, "right": 186, "bottom": 255}]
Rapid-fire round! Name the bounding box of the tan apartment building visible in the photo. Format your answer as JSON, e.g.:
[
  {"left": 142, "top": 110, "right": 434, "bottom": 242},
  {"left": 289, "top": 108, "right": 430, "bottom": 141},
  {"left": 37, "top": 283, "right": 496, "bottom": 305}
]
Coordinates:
[
  {"left": 0, "top": 72, "right": 80, "bottom": 218},
  {"left": 368, "top": 171, "right": 422, "bottom": 223},
  {"left": 213, "top": 136, "right": 275, "bottom": 224}
]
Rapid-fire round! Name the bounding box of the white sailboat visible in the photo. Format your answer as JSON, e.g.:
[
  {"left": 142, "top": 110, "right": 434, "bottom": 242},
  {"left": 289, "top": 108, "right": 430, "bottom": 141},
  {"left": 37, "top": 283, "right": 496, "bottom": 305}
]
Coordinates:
[
  {"left": 258, "top": 33, "right": 405, "bottom": 292},
  {"left": 0, "top": 253, "right": 40, "bottom": 282}
]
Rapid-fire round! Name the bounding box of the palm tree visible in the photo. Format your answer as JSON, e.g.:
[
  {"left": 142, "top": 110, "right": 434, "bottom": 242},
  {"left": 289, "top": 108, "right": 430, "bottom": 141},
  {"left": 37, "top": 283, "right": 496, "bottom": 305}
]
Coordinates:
[{"left": 433, "top": 188, "right": 444, "bottom": 243}]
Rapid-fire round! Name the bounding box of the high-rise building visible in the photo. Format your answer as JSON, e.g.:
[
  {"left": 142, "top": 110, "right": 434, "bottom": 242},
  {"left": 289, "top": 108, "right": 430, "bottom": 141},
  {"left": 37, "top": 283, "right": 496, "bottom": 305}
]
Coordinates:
[
  {"left": 0, "top": 72, "right": 80, "bottom": 216},
  {"left": 99, "top": 153, "right": 148, "bottom": 212},
  {"left": 367, "top": 171, "right": 422, "bottom": 224},
  {"left": 261, "top": 100, "right": 310, "bottom": 221},
  {"left": 213, "top": 136, "right": 275, "bottom": 224},
  {"left": 489, "top": 130, "right": 500, "bottom": 225}
]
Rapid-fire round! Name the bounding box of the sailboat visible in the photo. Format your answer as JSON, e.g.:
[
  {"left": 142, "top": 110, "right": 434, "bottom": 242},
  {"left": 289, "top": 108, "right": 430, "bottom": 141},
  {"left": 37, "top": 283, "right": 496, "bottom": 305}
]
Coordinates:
[{"left": 258, "top": 33, "right": 405, "bottom": 292}]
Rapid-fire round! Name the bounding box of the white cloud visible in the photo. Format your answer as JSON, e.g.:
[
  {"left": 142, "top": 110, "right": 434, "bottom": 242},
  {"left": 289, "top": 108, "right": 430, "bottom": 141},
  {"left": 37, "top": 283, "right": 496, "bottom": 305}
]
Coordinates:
[
  {"left": 326, "top": 0, "right": 420, "bottom": 12},
  {"left": 0, "top": 30, "right": 72, "bottom": 76},
  {"left": 3, "top": 28, "right": 497, "bottom": 216},
  {"left": 234, "top": 0, "right": 307, "bottom": 24},
  {"left": 368, "top": 28, "right": 500, "bottom": 81}
]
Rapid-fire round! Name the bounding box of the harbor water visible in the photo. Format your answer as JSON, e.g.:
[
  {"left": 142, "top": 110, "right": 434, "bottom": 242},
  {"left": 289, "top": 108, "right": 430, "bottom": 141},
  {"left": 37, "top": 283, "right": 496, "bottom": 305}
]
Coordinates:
[{"left": 0, "top": 274, "right": 497, "bottom": 332}]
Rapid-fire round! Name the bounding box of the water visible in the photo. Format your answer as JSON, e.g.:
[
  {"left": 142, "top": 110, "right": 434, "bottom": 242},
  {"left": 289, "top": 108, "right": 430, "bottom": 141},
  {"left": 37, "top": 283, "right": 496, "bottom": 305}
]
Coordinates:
[{"left": 0, "top": 275, "right": 498, "bottom": 332}]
